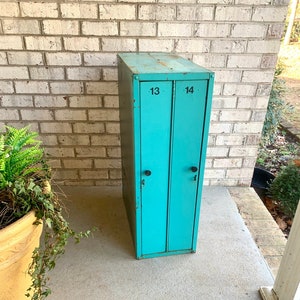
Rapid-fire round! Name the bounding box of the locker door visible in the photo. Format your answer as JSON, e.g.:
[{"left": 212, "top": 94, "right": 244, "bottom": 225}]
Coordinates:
[
  {"left": 140, "top": 81, "right": 172, "bottom": 255},
  {"left": 168, "top": 80, "right": 208, "bottom": 251}
]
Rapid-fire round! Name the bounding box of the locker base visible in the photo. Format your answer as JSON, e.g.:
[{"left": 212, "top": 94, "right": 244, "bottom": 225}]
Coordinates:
[{"left": 136, "top": 249, "right": 196, "bottom": 260}]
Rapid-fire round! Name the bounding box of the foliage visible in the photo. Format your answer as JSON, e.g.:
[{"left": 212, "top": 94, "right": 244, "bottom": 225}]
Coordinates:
[
  {"left": 268, "top": 162, "right": 300, "bottom": 219},
  {"left": 0, "top": 126, "right": 45, "bottom": 190},
  {"left": 0, "top": 126, "right": 92, "bottom": 299},
  {"left": 257, "top": 60, "right": 298, "bottom": 173},
  {"left": 290, "top": 22, "right": 300, "bottom": 42},
  {"left": 256, "top": 131, "right": 300, "bottom": 174},
  {"left": 260, "top": 62, "right": 294, "bottom": 146}
]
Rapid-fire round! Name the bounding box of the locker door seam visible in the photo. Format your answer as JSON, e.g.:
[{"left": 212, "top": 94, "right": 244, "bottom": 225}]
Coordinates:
[{"left": 166, "top": 80, "right": 176, "bottom": 253}]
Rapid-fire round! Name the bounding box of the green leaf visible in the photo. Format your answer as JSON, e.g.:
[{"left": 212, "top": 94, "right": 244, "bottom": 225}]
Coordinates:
[{"left": 45, "top": 218, "right": 52, "bottom": 229}]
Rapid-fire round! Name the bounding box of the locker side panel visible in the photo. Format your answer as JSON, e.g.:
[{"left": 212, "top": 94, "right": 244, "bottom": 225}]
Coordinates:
[
  {"left": 140, "top": 81, "right": 172, "bottom": 256},
  {"left": 118, "top": 59, "right": 141, "bottom": 256},
  {"left": 168, "top": 80, "right": 208, "bottom": 252}
]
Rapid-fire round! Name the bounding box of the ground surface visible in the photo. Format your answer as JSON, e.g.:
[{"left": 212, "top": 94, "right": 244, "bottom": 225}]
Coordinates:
[{"left": 47, "top": 186, "right": 274, "bottom": 300}]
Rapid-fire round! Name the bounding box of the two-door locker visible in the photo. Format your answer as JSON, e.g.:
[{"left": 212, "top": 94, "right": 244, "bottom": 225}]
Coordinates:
[{"left": 118, "top": 53, "right": 214, "bottom": 259}]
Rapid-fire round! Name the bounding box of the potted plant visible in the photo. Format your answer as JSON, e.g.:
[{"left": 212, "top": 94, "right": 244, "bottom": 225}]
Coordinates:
[{"left": 0, "top": 126, "right": 92, "bottom": 299}]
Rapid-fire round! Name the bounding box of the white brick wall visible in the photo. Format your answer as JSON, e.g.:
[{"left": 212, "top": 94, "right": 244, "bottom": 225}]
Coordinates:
[
  {"left": 0, "top": 52, "right": 7, "bottom": 64},
  {"left": 0, "top": 67, "right": 29, "bottom": 79},
  {"left": 195, "top": 24, "right": 231, "bottom": 37},
  {"left": 102, "top": 38, "right": 137, "bottom": 51},
  {"left": 30, "top": 67, "right": 64, "bottom": 80},
  {"left": 20, "top": 2, "right": 58, "bottom": 18},
  {"left": 120, "top": 22, "right": 156, "bottom": 36},
  {"left": 50, "top": 82, "right": 83, "bottom": 94},
  {"left": 100, "top": 4, "right": 136, "bottom": 20},
  {"left": 0, "top": 36, "right": 23, "bottom": 49},
  {"left": 42, "top": 20, "right": 79, "bottom": 36},
  {"left": 0, "top": 1, "right": 288, "bottom": 186},
  {"left": 60, "top": 3, "right": 98, "bottom": 19},
  {"left": 0, "top": 2, "right": 19, "bottom": 17},
  {"left": 25, "top": 36, "right": 62, "bottom": 51},
  {"left": 46, "top": 52, "right": 82, "bottom": 66},
  {"left": 177, "top": 6, "right": 214, "bottom": 21},
  {"left": 0, "top": 81, "right": 14, "bottom": 93},
  {"left": 139, "top": 5, "right": 176, "bottom": 20},
  {"left": 15, "top": 81, "right": 49, "bottom": 94},
  {"left": 7, "top": 51, "right": 43, "bottom": 67},
  {"left": 3, "top": 20, "right": 40, "bottom": 34},
  {"left": 231, "top": 24, "right": 267, "bottom": 38},
  {"left": 82, "top": 21, "right": 118, "bottom": 36},
  {"left": 215, "top": 6, "right": 252, "bottom": 21},
  {"left": 64, "top": 37, "right": 99, "bottom": 51},
  {"left": 227, "top": 55, "right": 261, "bottom": 68}
]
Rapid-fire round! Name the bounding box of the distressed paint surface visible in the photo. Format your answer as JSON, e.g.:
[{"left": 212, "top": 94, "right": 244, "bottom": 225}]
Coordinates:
[
  {"left": 140, "top": 81, "right": 172, "bottom": 255},
  {"left": 118, "top": 53, "right": 214, "bottom": 258},
  {"left": 168, "top": 80, "right": 208, "bottom": 251}
]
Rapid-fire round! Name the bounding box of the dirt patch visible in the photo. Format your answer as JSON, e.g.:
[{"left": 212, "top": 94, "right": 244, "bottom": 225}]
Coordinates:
[
  {"left": 283, "top": 78, "right": 300, "bottom": 109},
  {"left": 260, "top": 193, "right": 293, "bottom": 238},
  {"left": 281, "top": 78, "right": 300, "bottom": 131},
  {"left": 278, "top": 42, "right": 300, "bottom": 79},
  {"left": 278, "top": 42, "right": 300, "bottom": 131}
]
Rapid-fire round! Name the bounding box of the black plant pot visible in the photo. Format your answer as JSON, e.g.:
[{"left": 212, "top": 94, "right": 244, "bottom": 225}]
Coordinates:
[{"left": 251, "top": 167, "right": 275, "bottom": 199}]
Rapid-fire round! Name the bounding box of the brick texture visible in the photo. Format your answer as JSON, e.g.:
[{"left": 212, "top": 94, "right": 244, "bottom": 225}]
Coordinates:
[{"left": 0, "top": 1, "right": 288, "bottom": 186}]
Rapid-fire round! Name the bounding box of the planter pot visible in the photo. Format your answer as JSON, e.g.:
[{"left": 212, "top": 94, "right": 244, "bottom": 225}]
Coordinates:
[
  {"left": 0, "top": 210, "right": 43, "bottom": 299},
  {"left": 251, "top": 167, "right": 275, "bottom": 199},
  {"left": 251, "top": 167, "right": 275, "bottom": 190}
]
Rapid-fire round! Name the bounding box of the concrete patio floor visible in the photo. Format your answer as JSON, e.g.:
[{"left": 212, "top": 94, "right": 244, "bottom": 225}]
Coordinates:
[{"left": 47, "top": 186, "right": 274, "bottom": 300}]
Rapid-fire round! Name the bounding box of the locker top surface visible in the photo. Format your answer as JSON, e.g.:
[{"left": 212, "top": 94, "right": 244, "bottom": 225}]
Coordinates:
[{"left": 118, "top": 53, "right": 214, "bottom": 81}]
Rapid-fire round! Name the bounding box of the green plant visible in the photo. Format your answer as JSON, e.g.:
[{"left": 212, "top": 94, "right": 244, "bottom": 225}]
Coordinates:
[
  {"left": 256, "top": 130, "right": 300, "bottom": 173},
  {"left": 268, "top": 162, "right": 300, "bottom": 219},
  {"left": 0, "top": 126, "right": 92, "bottom": 299},
  {"left": 261, "top": 62, "right": 294, "bottom": 146}
]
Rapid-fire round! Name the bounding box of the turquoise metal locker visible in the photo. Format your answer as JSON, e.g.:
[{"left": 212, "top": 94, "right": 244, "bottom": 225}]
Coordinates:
[{"left": 118, "top": 53, "right": 214, "bottom": 259}]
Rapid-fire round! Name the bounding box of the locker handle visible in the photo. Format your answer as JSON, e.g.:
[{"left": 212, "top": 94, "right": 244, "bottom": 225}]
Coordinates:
[
  {"left": 144, "top": 170, "right": 152, "bottom": 176},
  {"left": 191, "top": 166, "right": 198, "bottom": 173}
]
